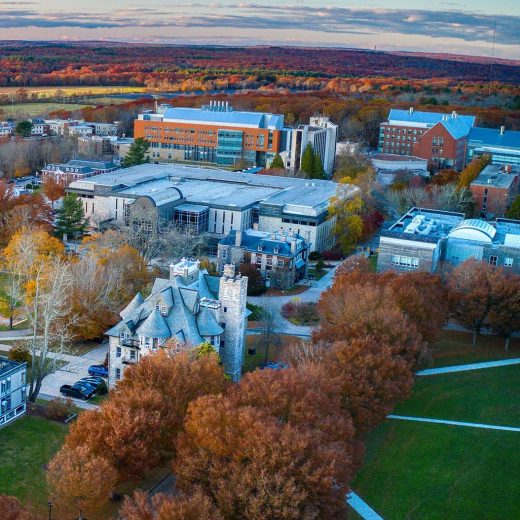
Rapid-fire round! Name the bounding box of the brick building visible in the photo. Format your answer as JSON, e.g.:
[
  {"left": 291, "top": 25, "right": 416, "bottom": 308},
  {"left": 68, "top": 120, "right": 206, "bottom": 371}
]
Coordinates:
[
  {"left": 42, "top": 159, "right": 118, "bottom": 185},
  {"left": 217, "top": 229, "right": 308, "bottom": 289},
  {"left": 134, "top": 102, "right": 285, "bottom": 169},
  {"left": 379, "top": 108, "right": 475, "bottom": 172},
  {"left": 469, "top": 164, "right": 520, "bottom": 217}
]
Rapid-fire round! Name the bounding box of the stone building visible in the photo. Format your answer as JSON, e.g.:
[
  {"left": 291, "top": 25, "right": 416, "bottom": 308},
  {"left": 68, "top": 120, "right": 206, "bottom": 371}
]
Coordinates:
[
  {"left": 0, "top": 356, "right": 27, "bottom": 428},
  {"left": 217, "top": 229, "right": 308, "bottom": 289},
  {"left": 378, "top": 207, "right": 520, "bottom": 274},
  {"left": 105, "top": 259, "right": 248, "bottom": 385}
]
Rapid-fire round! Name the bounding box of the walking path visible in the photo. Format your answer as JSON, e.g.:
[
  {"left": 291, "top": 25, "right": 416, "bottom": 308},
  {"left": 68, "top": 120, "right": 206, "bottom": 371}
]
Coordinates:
[
  {"left": 347, "top": 492, "right": 384, "bottom": 520},
  {"left": 388, "top": 415, "right": 520, "bottom": 433},
  {"left": 417, "top": 358, "right": 520, "bottom": 376}
]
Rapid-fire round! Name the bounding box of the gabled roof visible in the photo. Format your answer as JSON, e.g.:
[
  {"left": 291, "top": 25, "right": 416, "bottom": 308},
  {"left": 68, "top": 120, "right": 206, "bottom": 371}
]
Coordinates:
[
  {"left": 197, "top": 307, "right": 224, "bottom": 337},
  {"left": 388, "top": 109, "right": 475, "bottom": 129},
  {"left": 438, "top": 118, "right": 473, "bottom": 140},
  {"left": 136, "top": 308, "right": 171, "bottom": 338},
  {"left": 120, "top": 292, "right": 144, "bottom": 319}
]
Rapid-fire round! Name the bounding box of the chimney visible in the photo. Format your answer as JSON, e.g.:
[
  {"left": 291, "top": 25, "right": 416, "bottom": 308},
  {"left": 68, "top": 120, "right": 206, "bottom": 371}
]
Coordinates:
[
  {"left": 235, "top": 230, "right": 242, "bottom": 247},
  {"left": 290, "top": 238, "right": 297, "bottom": 254},
  {"left": 223, "top": 264, "right": 236, "bottom": 278},
  {"left": 451, "top": 111, "right": 457, "bottom": 118},
  {"left": 500, "top": 126, "right": 505, "bottom": 135},
  {"left": 409, "top": 107, "right": 414, "bottom": 115}
]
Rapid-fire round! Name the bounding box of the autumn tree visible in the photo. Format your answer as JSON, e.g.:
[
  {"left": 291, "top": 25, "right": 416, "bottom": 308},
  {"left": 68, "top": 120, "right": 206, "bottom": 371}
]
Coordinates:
[
  {"left": 487, "top": 271, "right": 520, "bottom": 350},
  {"left": 0, "top": 495, "right": 41, "bottom": 520},
  {"left": 122, "top": 137, "right": 150, "bottom": 167},
  {"left": 239, "top": 262, "right": 266, "bottom": 295},
  {"left": 55, "top": 193, "right": 88, "bottom": 240},
  {"left": 447, "top": 258, "right": 494, "bottom": 346},
  {"left": 120, "top": 490, "right": 223, "bottom": 520},
  {"left": 328, "top": 190, "right": 364, "bottom": 254},
  {"left": 42, "top": 177, "right": 65, "bottom": 208},
  {"left": 47, "top": 445, "right": 117, "bottom": 520},
  {"left": 457, "top": 155, "right": 491, "bottom": 189},
  {"left": 61, "top": 350, "right": 227, "bottom": 482}
]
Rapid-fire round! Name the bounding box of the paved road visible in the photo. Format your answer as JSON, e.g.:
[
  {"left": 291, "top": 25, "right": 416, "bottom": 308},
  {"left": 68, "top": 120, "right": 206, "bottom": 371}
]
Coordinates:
[
  {"left": 248, "top": 264, "right": 339, "bottom": 336},
  {"left": 417, "top": 358, "right": 520, "bottom": 376},
  {"left": 388, "top": 414, "right": 520, "bottom": 432}
]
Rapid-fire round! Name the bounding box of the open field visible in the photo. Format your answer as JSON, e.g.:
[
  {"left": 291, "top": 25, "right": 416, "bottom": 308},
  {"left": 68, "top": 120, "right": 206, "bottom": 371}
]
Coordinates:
[
  {"left": 0, "top": 416, "right": 67, "bottom": 513},
  {"left": 0, "top": 102, "right": 92, "bottom": 118},
  {"left": 243, "top": 333, "right": 300, "bottom": 372},
  {"left": 0, "top": 85, "right": 147, "bottom": 98}
]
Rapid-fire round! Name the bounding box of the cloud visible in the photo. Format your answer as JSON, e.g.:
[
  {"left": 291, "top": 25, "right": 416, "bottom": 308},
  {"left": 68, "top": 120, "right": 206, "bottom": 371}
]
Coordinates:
[{"left": 0, "top": 3, "right": 518, "bottom": 47}]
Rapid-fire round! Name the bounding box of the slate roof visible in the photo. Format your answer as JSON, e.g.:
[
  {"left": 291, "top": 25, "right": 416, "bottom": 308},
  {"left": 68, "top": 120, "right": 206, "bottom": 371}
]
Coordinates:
[
  {"left": 106, "top": 270, "right": 223, "bottom": 345},
  {"left": 220, "top": 229, "right": 306, "bottom": 257},
  {"left": 468, "top": 127, "right": 520, "bottom": 149}
]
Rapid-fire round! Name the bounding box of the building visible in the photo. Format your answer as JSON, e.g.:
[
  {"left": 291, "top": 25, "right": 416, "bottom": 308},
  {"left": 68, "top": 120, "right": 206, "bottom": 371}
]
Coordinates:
[
  {"left": 470, "top": 164, "right": 520, "bottom": 216},
  {"left": 0, "top": 122, "right": 13, "bottom": 140},
  {"left": 377, "top": 207, "right": 520, "bottom": 274},
  {"left": 38, "top": 119, "right": 118, "bottom": 137},
  {"left": 0, "top": 356, "right": 27, "bottom": 428},
  {"left": 371, "top": 152, "right": 429, "bottom": 185},
  {"left": 78, "top": 136, "right": 113, "bottom": 158},
  {"left": 379, "top": 108, "right": 475, "bottom": 172},
  {"left": 286, "top": 116, "right": 338, "bottom": 176},
  {"left": 68, "top": 163, "right": 348, "bottom": 252},
  {"left": 134, "top": 102, "right": 285, "bottom": 168},
  {"left": 106, "top": 259, "right": 248, "bottom": 385},
  {"left": 42, "top": 159, "right": 118, "bottom": 185},
  {"left": 336, "top": 140, "right": 362, "bottom": 157},
  {"left": 68, "top": 125, "right": 94, "bottom": 138},
  {"left": 217, "top": 229, "right": 308, "bottom": 289},
  {"left": 109, "top": 136, "right": 134, "bottom": 161},
  {"left": 467, "top": 126, "right": 520, "bottom": 167}
]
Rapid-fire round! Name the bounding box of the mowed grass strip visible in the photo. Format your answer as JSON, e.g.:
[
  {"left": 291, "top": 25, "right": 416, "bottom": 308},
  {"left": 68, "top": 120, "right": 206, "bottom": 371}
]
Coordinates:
[
  {"left": 396, "top": 364, "right": 520, "bottom": 427},
  {"left": 0, "top": 416, "right": 67, "bottom": 512},
  {"left": 431, "top": 330, "right": 520, "bottom": 368},
  {"left": 354, "top": 420, "right": 520, "bottom": 520}
]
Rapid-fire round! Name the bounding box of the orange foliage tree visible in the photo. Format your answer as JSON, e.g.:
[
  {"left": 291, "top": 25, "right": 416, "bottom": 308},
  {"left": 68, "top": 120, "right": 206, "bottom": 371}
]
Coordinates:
[{"left": 0, "top": 495, "right": 42, "bottom": 520}]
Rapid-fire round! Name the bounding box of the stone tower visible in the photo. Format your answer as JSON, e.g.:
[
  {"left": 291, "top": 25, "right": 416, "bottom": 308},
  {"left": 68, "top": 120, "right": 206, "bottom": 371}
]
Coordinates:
[{"left": 218, "top": 264, "right": 248, "bottom": 381}]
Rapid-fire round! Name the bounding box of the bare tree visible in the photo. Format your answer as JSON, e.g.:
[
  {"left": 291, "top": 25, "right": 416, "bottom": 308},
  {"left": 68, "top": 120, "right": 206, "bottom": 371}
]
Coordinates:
[{"left": 255, "top": 298, "right": 282, "bottom": 364}]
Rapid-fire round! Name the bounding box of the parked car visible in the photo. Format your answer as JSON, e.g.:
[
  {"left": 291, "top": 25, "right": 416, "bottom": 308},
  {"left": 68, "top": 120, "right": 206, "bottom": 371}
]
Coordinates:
[
  {"left": 79, "top": 377, "right": 107, "bottom": 393},
  {"left": 74, "top": 380, "right": 97, "bottom": 394},
  {"left": 60, "top": 384, "right": 94, "bottom": 400},
  {"left": 88, "top": 365, "right": 108, "bottom": 378},
  {"left": 260, "top": 361, "right": 289, "bottom": 371}
]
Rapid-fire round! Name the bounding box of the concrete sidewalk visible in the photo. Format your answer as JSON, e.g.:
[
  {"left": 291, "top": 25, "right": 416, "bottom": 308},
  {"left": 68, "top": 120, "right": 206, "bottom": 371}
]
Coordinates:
[
  {"left": 417, "top": 358, "right": 520, "bottom": 376},
  {"left": 388, "top": 414, "right": 520, "bottom": 432},
  {"left": 347, "top": 491, "right": 384, "bottom": 520}
]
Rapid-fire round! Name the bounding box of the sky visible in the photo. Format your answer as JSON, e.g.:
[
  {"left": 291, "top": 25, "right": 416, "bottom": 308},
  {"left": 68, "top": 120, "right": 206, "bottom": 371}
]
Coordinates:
[{"left": 1, "top": 0, "right": 520, "bottom": 59}]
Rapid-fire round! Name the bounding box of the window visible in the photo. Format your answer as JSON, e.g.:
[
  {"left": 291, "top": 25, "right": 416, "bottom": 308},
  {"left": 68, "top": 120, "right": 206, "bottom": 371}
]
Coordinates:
[
  {"left": 21, "top": 371, "right": 26, "bottom": 385},
  {"left": 0, "top": 381, "right": 5, "bottom": 395},
  {"left": 115, "top": 368, "right": 121, "bottom": 380},
  {"left": 116, "top": 346, "right": 122, "bottom": 358},
  {"left": 130, "top": 349, "right": 136, "bottom": 360},
  {"left": 277, "top": 260, "right": 284, "bottom": 267},
  {"left": 21, "top": 387, "right": 26, "bottom": 403},
  {"left": 222, "top": 250, "right": 227, "bottom": 259},
  {"left": 391, "top": 255, "right": 419, "bottom": 269},
  {"left": 223, "top": 307, "right": 227, "bottom": 313},
  {"left": 6, "top": 378, "right": 10, "bottom": 392},
  {"left": 489, "top": 255, "right": 498, "bottom": 267},
  {"left": 505, "top": 257, "right": 514, "bottom": 267}
]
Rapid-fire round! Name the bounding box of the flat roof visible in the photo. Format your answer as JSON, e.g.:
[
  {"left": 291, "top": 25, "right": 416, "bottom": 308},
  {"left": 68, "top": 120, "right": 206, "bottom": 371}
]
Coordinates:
[
  {"left": 69, "top": 163, "right": 343, "bottom": 214},
  {"left": 470, "top": 164, "right": 520, "bottom": 189}
]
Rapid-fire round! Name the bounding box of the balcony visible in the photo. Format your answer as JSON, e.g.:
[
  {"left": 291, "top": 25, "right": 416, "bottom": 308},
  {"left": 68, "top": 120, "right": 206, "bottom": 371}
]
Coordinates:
[
  {"left": 122, "top": 355, "right": 138, "bottom": 365},
  {"left": 121, "top": 338, "right": 140, "bottom": 348}
]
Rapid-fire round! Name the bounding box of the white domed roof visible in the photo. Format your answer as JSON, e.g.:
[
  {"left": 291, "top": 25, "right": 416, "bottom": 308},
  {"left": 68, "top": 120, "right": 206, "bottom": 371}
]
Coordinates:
[{"left": 448, "top": 219, "right": 496, "bottom": 243}]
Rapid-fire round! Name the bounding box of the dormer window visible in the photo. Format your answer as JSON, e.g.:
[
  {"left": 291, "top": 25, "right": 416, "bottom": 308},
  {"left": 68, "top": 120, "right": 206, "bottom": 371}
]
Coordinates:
[
  {"left": 257, "top": 244, "right": 263, "bottom": 251},
  {"left": 160, "top": 306, "right": 168, "bottom": 316}
]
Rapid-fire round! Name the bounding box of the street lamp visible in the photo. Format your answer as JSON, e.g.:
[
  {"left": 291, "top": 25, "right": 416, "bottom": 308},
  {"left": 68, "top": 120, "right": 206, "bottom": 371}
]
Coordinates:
[{"left": 47, "top": 500, "right": 52, "bottom": 520}]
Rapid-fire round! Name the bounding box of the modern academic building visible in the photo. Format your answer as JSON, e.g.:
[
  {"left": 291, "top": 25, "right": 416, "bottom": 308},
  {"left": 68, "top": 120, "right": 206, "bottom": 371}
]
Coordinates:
[{"left": 134, "top": 102, "right": 287, "bottom": 169}]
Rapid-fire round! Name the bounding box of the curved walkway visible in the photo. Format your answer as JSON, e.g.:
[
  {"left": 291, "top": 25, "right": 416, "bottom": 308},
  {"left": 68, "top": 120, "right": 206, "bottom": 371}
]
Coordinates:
[
  {"left": 347, "top": 492, "right": 384, "bottom": 520},
  {"left": 417, "top": 358, "right": 520, "bottom": 376}
]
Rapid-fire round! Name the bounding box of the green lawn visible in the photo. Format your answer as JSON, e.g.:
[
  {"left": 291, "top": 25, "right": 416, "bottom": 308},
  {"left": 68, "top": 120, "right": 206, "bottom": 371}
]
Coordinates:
[
  {"left": 431, "top": 330, "right": 520, "bottom": 368},
  {"left": 0, "top": 102, "right": 91, "bottom": 117},
  {"left": 396, "top": 364, "right": 520, "bottom": 427},
  {"left": 0, "top": 416, "right": 67, "bottom": 512},
  {"left": 354, "top": 420, "right": 520, "bottom": 520}
]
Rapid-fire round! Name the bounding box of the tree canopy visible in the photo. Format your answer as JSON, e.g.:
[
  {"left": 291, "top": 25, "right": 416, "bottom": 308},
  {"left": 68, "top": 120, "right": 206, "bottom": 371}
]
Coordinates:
[
  {"left": 55, "top": 193, "right": 88, "bottom": 241},
  {"left": 122, "top": 137, "right": 150, "bottom": 168}
]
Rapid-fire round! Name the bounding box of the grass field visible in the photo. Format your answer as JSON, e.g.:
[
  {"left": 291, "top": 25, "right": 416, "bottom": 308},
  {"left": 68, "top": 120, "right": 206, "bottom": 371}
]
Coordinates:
[
  {"left": 0, "top": 85, "right": 146, "bottom": 97},
  {"left": 0, "top": 416, "right": 67, "bottom": 513},
  {"left": 431, "top": 330, "right": 520, "bottom": 367},
  {"left": 0, "top": 102, "right": 92, "bottom": 118},
  {"left": 354, "top": 353, "right": 520, "bottom": 519}
]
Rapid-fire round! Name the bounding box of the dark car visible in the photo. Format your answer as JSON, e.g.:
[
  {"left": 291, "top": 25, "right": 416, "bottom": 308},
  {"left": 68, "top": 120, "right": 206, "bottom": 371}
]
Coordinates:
[
  {"left": 260, "top": 361, "right": 289, "bottom": 371},
  {"left": 88, "top": 365, "right": 108, "bottom": 378},
  {"left": 60, "top": 384, "right": 93, "bottom": 400},
  {"left": 79, "top": 377, "right": 107, "bottom": 393},
  {"left": 74, "top": 380, "right": 97, "bottom": 394}
]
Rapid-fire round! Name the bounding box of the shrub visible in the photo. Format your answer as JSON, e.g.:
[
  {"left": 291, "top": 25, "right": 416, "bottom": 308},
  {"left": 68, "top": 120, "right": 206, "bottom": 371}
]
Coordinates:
[
  {"left": 316, "top": 258, "right": 325, "bottom": 271},
  {"left": 281, "top": 301, "right": 319, "bottom": 325},
  {"left": 308, "top": 251, "right": 322, "bottom": 261},
  {"left": 7, "top": 343, "right": 31, "bottom": 364},
  {"left": 45, "top": 397, "right": 74, "bottom": 421},
  {"left": 97, "top": 380, "right": 108, "bottom": 395},
  {"left": 323, "top": 246, "right": 343, "bottom": 261}
]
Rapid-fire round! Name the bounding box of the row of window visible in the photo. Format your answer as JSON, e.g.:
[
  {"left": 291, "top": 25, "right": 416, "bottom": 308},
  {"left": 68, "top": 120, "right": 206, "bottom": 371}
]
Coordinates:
[
  {"left": 384, "top": 127, "right": 424, "bottom": 135},
  {"left": 489, "top": 256, "right": 514, "bottom": 267},
  {"left": 391, "top": 255, "right": 419, "bottom": 268}
]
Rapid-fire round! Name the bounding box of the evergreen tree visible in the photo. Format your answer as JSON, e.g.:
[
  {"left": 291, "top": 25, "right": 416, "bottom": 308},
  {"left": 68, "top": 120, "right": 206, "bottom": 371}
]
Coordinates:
[
  {"left": 507, "top": 195, "right": 520, "bottom": 220},
  {"left": 122, "top": 138, "right": 151, "bottom": 168},
  {"left": 55, "top": 193, "right": 88, "bottom": 240},
  {"left": 15, "top": 120, "right": 33, "bottom": 137},
  {"left": 311, "top": 152, "right": 326, "bottom": 179},
  {"left": 300, "top": 143, "right": 315, "bottom": 177},
  {"left": 269, "top": 153, "right": 285, "bottom": 169}
]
